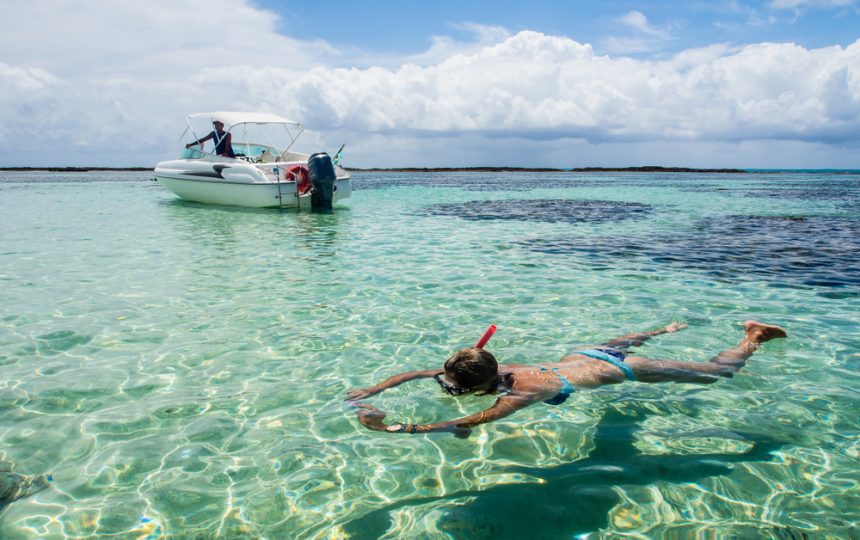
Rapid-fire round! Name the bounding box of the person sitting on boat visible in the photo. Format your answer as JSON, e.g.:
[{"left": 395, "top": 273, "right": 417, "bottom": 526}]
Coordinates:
[
  {"left": 185, "top": 119, "right": 235, "bottom": 158},
  {"left": 347, "top": 321, "right": 787, "bottom": 437}
]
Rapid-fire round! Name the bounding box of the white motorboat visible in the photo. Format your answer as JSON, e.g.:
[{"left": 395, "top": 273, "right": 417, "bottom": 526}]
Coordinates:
[{"left": 154, "top": 112, "right": 351, "bottom": 209}]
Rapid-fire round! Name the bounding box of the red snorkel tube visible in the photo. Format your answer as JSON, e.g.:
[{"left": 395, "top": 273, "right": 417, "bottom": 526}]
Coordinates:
[{"left": 474, "top": 324, "right": 497, "bottom": 349}]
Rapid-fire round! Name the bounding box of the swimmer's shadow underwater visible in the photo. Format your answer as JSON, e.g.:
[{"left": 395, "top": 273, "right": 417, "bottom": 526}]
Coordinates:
[{"left": 342, "top": 405, "right": 788, "bottom": 539}]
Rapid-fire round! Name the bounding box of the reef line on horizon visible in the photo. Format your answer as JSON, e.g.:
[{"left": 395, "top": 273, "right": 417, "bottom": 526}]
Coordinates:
[
  {"left": 346, "top": 166, "right": 748, "bottom": 173},
  {"left": 9, "top": 166, "right": 855, "bottom": 174}
]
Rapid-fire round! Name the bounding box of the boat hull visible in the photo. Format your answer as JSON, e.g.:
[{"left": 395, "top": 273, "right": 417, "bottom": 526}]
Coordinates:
[{"left": 154, "top": 159, "right": 351, "bottom": 208}]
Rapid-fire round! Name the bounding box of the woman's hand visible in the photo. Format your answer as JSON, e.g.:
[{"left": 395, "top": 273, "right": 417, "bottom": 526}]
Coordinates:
[
  {"left": 346, "top": 387, "right": 377, "bottom": 401},
  {"left": 353, "top": 403, "right": 391, "bottom": 432},
  {"left": 352, "top": 403, "right": 471, "bottom": 437},
  {"left": 664, "top": 322, "right": 688, "bottom": 333}
]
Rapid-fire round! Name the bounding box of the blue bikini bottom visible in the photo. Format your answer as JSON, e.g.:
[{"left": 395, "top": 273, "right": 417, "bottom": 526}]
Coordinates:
[
  {"left": 575, "top": 348, "right": 636, "bottom": 381},
  {"left": 541, "top": 348, "right": 637, "bottom": 406},
  {"left": 541, "top": 367, "right": 574, "bottom": 405}
]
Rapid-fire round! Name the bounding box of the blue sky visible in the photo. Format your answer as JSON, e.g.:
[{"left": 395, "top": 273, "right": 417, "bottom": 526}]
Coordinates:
[
  {"left": 263, "top": 0, "right": 860, "bottom": 56},
  {"left": 1, "top": 0, "right": 859, "bottom": 167}
]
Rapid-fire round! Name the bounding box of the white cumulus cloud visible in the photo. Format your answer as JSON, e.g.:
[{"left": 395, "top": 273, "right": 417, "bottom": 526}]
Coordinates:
[
  {"left": 619, "top": 11, "right": 667, "bottom": 36},
  {"left": 770, "top": 0, "right": 856, "bottom": 9},
  {"left": 0, "top": 0, "right": 858, "bottom": 168}
]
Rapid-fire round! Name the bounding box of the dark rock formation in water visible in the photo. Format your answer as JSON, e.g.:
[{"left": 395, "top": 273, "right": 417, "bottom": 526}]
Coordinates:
[
  {"left": 348, "top": 166, "right": 747, "bottom": 173},
  {"left": 424, "top": 199, "right": 653, "bottom": 224},
  {"left": 524, "top": 214, "right": 860, "bottom": 297}
]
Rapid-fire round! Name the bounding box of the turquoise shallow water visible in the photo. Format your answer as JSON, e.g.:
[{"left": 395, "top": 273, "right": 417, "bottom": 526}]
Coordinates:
[{"left": 1, "top": 170, "right": 858, "bottom": 539}]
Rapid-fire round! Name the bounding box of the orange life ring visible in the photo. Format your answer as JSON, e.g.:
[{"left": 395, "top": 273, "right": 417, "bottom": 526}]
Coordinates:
[{"left": 286, "top": 165, "right": 310, "bottom": 194}]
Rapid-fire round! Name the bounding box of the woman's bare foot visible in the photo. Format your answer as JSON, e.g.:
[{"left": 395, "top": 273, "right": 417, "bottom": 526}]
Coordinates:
[
  {"left": 599, "top": 322, "right": 690, "bottom": 350},
  {"left": 708, "top": 321, "right": 786, "bottom": 367},
  {"left": 742, "top": 320, "right": 787, "bottom": 352},
  {"left": 664, "top": 322, "right": 688, "bottom": 333}
]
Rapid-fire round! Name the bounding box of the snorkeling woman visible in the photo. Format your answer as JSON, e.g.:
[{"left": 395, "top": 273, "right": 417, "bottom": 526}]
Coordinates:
[{"left": 347, "top": 321, "right": 787, "bottom": 437}]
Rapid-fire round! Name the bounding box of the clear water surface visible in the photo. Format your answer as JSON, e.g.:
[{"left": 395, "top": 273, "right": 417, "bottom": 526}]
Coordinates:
[{"left": 0, "top": 170, "right": 858, "bottom": 539}]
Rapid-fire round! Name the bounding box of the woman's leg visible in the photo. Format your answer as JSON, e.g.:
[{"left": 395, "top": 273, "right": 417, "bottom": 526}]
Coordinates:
[
  {"left": 706, "top": 320, "right": 787, "bottom": 370},
  {"left": 624, "top": 357, "right": 731, "bottom": 384},
  {"left": 600, "top": 322, "right": 688, "bottom": 350},
  {"left": 625, "top": 320, "right": 787, "bottom": 384}
]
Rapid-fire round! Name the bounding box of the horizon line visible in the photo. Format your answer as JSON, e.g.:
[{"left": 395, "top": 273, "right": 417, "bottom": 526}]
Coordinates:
[{"left": 2, "top": 166, "right": 860, "bottom": 174}]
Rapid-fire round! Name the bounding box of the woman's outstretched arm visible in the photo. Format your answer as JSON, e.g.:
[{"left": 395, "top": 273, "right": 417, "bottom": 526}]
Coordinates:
[
  {"left": 354, "top": 394, "right": 536, "bottom": 437},
  {"left": 346, "top": 369, "right": 440, "bottom": 401}
]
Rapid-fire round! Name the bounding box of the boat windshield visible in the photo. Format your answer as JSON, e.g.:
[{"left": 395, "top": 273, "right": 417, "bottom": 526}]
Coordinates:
[
  {"left": 231, "top": 142, "right": 278, "bottom": 160},
  {"left": 181, "top": 147, "right": 209, "bottom": 159},
  {"left": 178, "top": 116, "right": 303, "bottom": 161}
]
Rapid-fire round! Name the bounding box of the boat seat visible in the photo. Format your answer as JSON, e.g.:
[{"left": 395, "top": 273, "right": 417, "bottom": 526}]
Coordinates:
[{"left": 259, "top": 150, "right": 276, "bottom": 163}]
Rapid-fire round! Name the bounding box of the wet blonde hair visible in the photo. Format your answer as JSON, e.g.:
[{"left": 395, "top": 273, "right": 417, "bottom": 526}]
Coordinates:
[{"left": 444, "top": 347, "right": 499, "bottom": 390}]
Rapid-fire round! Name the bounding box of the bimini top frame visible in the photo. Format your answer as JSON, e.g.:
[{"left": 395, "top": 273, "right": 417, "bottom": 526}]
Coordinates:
[{"left": 180, "top": 111, "right": 305, "bottom": 158}]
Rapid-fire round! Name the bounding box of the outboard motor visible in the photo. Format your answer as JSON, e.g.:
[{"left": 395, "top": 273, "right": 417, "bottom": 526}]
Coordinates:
[{"left": 307, "top": 152, "right": 337, "bottom": 211}]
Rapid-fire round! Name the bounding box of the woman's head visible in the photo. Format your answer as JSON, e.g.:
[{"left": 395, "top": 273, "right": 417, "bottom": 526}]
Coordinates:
[{"left": 435, "top": 347, "right": 499, "bottom": 395}]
